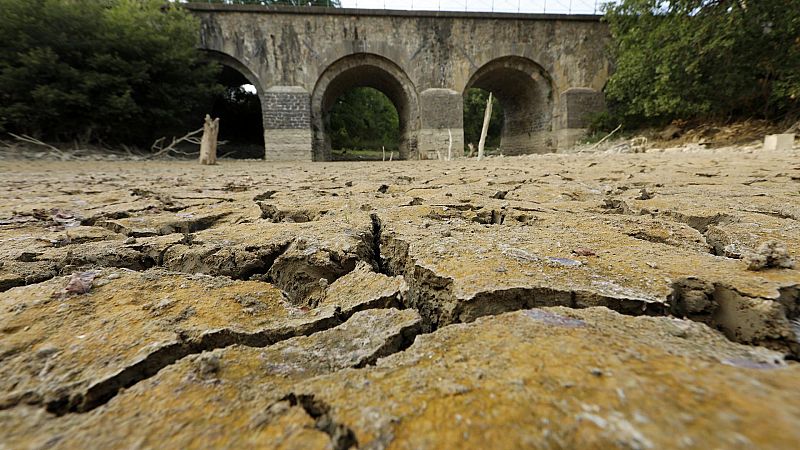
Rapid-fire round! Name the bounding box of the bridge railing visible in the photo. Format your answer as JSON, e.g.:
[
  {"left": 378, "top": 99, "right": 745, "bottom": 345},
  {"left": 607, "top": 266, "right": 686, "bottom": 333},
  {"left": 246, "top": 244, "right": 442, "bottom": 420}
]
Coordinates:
[
  {"left": 337, "top": 0, "right": 607, "bottom": 14},
  {"left": 191, "top": 0, "right": 610, "bottom": 15}
]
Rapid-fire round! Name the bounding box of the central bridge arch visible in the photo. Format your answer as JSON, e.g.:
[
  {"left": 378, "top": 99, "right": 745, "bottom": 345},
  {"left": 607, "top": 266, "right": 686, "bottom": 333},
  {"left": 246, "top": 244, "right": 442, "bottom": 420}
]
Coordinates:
[{"left": 311, "top": 53, "right": 420, "bottom": 161}]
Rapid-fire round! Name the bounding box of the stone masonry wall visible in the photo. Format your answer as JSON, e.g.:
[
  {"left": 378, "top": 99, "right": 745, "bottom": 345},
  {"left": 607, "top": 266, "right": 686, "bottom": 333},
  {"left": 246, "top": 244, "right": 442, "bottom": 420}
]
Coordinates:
[
  {"left": 561, "top": 88, "right": 606, "bottom": 129},
  {"left": 262, "top": 86, "right": 313, "bottom": 160},
  {"left": 263, "top": 90, "right": 310, "bottom": 130},
  {"left": 188, "top": 4, "right": 612, "bottom": 159}
]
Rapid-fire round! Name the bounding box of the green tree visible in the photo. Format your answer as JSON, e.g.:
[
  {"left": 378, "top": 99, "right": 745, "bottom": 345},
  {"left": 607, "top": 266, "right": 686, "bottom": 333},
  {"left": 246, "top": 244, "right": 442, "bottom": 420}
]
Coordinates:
[
  {"left": 0, "top": 0, "right": 220, "bottom": 145},
  {"left": 463, "top": 88, "right": 503, "bottom": 150},
  {"left": 328, "top": 87, "right": 399, "bottom": 151},
  {"left": 603, "top": 0, "right": 800, "bottom": 127}
]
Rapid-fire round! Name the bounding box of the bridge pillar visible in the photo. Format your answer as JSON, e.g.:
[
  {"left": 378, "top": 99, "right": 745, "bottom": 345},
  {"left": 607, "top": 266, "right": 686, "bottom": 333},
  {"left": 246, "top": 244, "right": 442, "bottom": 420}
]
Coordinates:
[
  {"left": 262, "top": 86, "right": 313, "bottom": 161},
  {"left": 556, "top": 88, "right": 606, "bottom": 150},
  {"left": 417, "top": 89, "right": 464, "bottom": 160}
]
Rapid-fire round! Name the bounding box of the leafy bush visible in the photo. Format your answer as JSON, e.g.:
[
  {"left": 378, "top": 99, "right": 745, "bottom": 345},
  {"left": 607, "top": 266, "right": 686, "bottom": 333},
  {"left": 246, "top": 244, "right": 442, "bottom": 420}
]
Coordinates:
[
  {"left": 586, "top": 111, "right": 618, "bottom": 134},
  {"left": 463, "top": 88, "right": 503, "bottom": 149},
  {"left": 328, "top": 87, "right": 400, "bottom": 151},
  {"left": 603, "top": 0, "right": 800, "bottom": 126},
  {"left": 0, "top": 0, "right": 220, "bottom": 145}
]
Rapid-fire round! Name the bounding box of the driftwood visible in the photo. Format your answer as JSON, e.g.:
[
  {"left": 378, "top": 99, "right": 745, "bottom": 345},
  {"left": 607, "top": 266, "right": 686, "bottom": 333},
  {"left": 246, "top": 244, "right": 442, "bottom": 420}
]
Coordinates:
[
  {"left": 590, "top": 124, "right": 623, "bottom": 151},
  {"left": 8, "top": 133, "right": 64, "bottom": 155},
  {"left": 199, "top": 115, "right": 220, "bottom": 165},
  {"left": 477, "top": 93, "right": 493, "bottom": 161},
  {"left": 149, "top": 127, "right": 204, "bottom": 157}
]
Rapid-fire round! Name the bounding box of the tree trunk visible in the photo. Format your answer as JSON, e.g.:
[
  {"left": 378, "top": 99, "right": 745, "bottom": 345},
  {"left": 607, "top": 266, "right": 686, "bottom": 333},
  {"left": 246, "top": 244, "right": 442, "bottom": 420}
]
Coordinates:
[
  {"left": 199, "top": 115, "right": 219, "bottom": 165},
  {"left": 477, "top": 92, "right": 492, "bottom": 161}
]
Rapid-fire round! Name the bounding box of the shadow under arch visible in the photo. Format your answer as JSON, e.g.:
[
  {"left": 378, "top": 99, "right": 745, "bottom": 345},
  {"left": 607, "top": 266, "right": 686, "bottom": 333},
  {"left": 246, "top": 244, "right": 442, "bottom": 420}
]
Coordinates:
[
  {"left": 201, "top": 49, "right": 265, "bottom": 159},
  {"left": 311, "top": 53, "right": 420, "bottom": 161},
  {"left": 465, "top": 56, "right": 555, "bottom": 154}
]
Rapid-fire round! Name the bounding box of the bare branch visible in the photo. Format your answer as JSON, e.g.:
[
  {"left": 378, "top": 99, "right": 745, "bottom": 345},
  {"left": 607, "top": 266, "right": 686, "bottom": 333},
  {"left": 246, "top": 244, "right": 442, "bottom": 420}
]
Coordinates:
[
  {"left": 590, "top": 124, "right": 623, "bottom": 151},
  {"left": 8, "top": 133, "right": 64, "bottom": 154},
  {"left": 148, "top": 127, "right": 204, "bottom": 158}
]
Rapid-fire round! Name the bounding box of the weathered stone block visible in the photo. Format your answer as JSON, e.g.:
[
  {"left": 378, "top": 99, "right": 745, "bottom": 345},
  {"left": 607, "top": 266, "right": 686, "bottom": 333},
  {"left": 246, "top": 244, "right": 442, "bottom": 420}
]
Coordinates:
[
  {"left": 420, "top": 89, "right": 463, "bottom": 130},
  {"left": 262, "top": 86, "right": 311, "bottom": 130},
  {"left": 764, "top": 134, "right": 795, "bottom": 151},
  {"left": 556, "top": 88, "right": 606, "bottom": 152},
  {"left": 262, "top": 86, "right": 313, "bottom": 160},
  {"left": 417, "top": 128, "right": 465, "bottom": 160},
  {"left": 417, "top": 89, "right": 464, "bottom": 159},
  {"left": 264, "top": 129, "right": 313, "bottom": 161},
  {"left": 560, "top": 88, "right": 605, "bottom": 130},
  {"left": 555, "top": 128, "right": 588, "bottom": 152}
]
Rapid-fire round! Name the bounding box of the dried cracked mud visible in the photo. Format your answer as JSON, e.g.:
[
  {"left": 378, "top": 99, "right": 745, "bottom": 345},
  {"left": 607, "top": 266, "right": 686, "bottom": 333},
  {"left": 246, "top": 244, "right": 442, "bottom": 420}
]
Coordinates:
[{"left": 1, "top": 146, "right": 799, "bottom": 449}]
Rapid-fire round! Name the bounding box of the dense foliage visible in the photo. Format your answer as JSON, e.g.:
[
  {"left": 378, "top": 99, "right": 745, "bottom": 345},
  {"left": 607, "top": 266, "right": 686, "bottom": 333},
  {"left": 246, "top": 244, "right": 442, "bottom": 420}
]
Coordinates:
[
  {"left": 463, "top": 88, "right": 503, "bottom": 149},
  {"left": 603, "top": 0, "right": 800, "bottom": 128},
  {"left": 327, "top": 87, "right": 504, "bottom": 153},
  {"left": 0, "top": 0, "right": 220, "bottom": 145},
  {"left": 328, "top": 87, "right": 399, "bottom": 151}
]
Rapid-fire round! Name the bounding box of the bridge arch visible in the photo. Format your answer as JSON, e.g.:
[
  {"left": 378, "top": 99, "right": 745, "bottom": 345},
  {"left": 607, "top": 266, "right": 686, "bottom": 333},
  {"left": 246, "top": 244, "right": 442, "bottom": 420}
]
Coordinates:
[
  {"left": 465, "top": 56, "right": 555, "bottom": 154},
  {"left": 201, "top": 50, "right": 266, "bottom": 158},
  {"left": 311, "top": 53, "right": 420, "bottom": 161},
  {"left": 202, "top": 49, "right": 262, "bottom": 92}
]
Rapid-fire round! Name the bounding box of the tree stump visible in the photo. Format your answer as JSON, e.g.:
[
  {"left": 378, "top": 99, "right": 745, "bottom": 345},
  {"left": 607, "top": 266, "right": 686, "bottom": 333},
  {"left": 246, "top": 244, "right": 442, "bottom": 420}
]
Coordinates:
[
  {"left": 199, "top": 115, "right": 219, "bottom": 165},
  {"left": 477, "top": 92, "right": 492, "bottom": 161}
]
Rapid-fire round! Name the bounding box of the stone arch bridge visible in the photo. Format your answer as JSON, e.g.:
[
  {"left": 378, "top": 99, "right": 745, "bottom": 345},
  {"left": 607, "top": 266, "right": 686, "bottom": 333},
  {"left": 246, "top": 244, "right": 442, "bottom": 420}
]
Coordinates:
[{"left": 186, "top": 4, "right": 611, "bottom": 161}]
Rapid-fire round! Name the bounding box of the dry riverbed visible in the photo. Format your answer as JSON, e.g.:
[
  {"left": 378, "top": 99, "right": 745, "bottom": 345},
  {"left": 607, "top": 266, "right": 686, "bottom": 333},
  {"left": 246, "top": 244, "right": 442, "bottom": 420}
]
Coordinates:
[{"left": 1, "top": 146, "right": 799, "bottom": 449}]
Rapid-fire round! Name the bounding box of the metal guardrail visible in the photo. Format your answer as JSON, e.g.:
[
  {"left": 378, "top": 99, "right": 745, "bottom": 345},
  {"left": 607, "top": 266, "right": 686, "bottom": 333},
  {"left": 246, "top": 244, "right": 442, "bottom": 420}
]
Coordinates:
[
  {"left": 340, "top": 0, "right": 606, "bottom": 14},
  {"left": 194, "top": 0, "right": 609, "bottom": 15}
]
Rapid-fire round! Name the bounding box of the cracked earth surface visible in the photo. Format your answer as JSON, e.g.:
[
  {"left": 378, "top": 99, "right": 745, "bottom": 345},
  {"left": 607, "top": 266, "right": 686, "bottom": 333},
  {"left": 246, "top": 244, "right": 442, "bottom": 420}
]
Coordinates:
[{"left": 1, "top": 146, "right": 799, "bottom": 449}]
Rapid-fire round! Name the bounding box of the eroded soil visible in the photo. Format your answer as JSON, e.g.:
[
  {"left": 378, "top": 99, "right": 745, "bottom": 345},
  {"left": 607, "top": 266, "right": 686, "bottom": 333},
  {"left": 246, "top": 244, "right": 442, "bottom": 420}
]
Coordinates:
[{"left": 1, "top": 146, "right": 799, "bottom": 449}]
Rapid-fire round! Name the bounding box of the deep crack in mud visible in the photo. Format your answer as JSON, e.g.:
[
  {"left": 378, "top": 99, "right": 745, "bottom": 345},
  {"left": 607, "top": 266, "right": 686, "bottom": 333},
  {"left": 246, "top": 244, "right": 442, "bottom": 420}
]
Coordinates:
[{"left": 281, "top": 394, "right": 359, "bottom": 450}]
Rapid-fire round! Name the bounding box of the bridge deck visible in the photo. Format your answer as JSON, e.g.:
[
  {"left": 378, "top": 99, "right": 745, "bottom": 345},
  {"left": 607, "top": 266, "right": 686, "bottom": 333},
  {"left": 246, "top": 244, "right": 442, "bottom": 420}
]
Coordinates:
[{"left": 184, "top": 3, "right": 602, "bottom": 22}]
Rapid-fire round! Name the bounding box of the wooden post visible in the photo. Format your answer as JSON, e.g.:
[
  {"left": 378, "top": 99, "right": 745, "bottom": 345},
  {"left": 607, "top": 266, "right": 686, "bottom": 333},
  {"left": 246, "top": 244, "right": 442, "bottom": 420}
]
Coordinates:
[
  {"left": 477, "top": 93, "right": 492, "bottom": 161},
  {"left": 447, "top": 128, "right": 453, "bottom": 161},
  {"left": 199, "top": 114, "right": 219, "bottom": 165}
]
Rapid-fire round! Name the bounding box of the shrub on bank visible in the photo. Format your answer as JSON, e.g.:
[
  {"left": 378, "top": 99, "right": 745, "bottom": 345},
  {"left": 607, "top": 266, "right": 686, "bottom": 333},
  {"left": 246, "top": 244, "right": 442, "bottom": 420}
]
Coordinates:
[{"left": 598, "top": 0, "right": 799, "bottom": 132}]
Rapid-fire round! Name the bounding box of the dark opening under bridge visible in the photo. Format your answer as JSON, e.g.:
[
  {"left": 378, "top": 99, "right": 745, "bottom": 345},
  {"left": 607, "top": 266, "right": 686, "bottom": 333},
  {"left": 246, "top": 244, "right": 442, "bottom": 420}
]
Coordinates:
[{"left": 186, "top": 4, "right": 611, "bottom": 161}]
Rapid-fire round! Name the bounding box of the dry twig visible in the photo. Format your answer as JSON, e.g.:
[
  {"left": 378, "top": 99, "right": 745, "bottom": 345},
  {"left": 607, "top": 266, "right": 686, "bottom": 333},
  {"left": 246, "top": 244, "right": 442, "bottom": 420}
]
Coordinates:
[
  {"left": 149, "top": 127, "right": 204, "bottom": 157},
  {"left": 8, "top": 133, "right": 64, "bottom": 154},
  {"left": 589, "top": 124, "right": 623, "bottom": 151}
]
